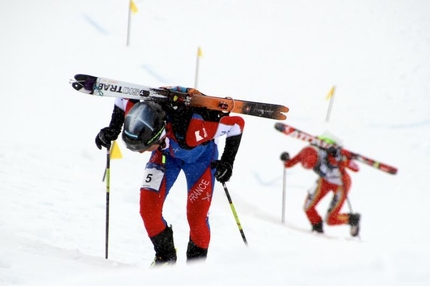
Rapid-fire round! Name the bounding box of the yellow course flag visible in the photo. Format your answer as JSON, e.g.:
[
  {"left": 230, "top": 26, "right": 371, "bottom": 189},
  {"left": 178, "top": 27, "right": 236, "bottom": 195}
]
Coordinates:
[
  {"left": 110, "top": 141, "right": 123, "bottom": 159},
  {"left": 325, "top": 86, "right": 336, "bottom": 100},
  {"left": 130, "top": 0, "right": 138, "bottom": 14},
  {"left": 197, "top": 46, "right": 203, "bottom": 58}
]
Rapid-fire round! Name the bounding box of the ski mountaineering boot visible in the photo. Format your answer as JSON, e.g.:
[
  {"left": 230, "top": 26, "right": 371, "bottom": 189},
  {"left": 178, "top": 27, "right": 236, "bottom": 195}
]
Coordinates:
[
  {"left": 150, "top": 225, "right": 177, "bottom": 267},
  {"left": 186, "top": 239, "right": 208, "bottom": 263},
  {"left": 348, "top": 213, "right": 361, "bottom": 237},
  {"left": 311, "top": 221, "right": 324, "bottom": 233}
]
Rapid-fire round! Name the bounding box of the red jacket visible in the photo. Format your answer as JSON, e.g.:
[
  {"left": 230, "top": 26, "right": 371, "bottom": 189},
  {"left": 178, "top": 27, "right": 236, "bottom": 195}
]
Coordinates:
[{"left": 285, "top": 145, "right": 359, "bottom": 186}]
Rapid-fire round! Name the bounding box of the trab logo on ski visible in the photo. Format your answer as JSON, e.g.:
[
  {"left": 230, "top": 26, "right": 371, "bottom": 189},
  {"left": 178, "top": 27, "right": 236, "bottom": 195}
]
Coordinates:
[{"left": 96, "top": 83, "right": 149, "bottom": 97}]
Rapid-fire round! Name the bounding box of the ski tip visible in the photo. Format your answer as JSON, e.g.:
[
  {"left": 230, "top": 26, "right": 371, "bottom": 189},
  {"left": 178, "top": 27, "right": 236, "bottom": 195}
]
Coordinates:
[
  {"left": 71, "top": 81, "right": 82, "bottom": 91},
  {"left": 74, "top": 74, "right": 85, "bottom": 81},
  {"left": 74, "top": 74, "right": 97, "bottom": 81},
  {"left": 71, "top": 74, "right": 96, "bottom": 94}
]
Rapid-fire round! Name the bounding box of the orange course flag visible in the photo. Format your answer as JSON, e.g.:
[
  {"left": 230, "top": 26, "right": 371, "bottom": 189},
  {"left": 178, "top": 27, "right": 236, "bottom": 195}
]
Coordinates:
[
  {"left": 130, "top": 0, "right": 138, "bottom": 14},
  {"left": 110, "top": 141, "right": 123, "bottom": 159},
  {"left": 325, "top": 86, "right": 336, "bottom": 100}
]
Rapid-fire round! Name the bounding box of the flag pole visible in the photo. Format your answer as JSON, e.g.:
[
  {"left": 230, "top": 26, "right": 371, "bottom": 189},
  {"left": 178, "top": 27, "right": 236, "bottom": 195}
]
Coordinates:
[
  {"left": 126, "top": 0, "right": 132, "bottom": 46},
  {"left": 194, "top": 47, "right": 202, "bottom": 88},
  {"left": 325, "top": 85, "right": 336, "bottom": 122}
]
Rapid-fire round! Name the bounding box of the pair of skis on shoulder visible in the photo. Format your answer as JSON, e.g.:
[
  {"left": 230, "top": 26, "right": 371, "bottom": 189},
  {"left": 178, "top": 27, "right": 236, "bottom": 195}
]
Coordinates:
[
  {"left": 274, "top": 123, "right": 398, "bottom": 175},
  {"left": 70, "top": 74, "right": 289, "bottom": 120}
]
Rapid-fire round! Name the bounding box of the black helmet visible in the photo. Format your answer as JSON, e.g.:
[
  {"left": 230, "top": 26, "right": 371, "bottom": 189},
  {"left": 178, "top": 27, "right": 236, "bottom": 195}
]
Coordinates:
[{"left": 122, "top": 101, "right": 166, "bottom": 152}]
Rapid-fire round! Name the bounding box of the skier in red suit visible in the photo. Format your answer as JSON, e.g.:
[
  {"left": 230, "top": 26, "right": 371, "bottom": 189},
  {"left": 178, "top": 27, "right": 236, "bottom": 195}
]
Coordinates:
[{"left": 280, "top": 135, "right": 361, "bottom": 237}]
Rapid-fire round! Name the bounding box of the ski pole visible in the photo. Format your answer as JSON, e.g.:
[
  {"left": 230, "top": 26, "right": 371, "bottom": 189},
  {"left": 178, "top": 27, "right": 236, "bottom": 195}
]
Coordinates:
[
  {"left": 221, "top": 182, "right": 248, "bottom": 246},
  {"left": 281, "top": 166, "right": 287, "bottom": 223},
  {"left": 346, "top": 196, "right": 354, "bottom": 213},
  {"left": 341, "top": 174, "right": 354, "bottom": 214},
  {"left": 346, "top": 196, "right": 361, "bottom": 240},
  {"left": 105, "top": 148, "right": 111, "bottom": 259},
  {"left": 341, "top": 176, "right": 361, "bottom": 240}
]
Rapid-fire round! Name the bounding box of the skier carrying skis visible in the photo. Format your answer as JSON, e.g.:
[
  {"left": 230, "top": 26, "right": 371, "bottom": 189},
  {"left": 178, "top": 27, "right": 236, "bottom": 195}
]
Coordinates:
[
  {"left": 280, "top": 133, "right": 361, "bottom": 237},
  {"left": 95, "top": 86, "right": 244, "bottom": 265}
]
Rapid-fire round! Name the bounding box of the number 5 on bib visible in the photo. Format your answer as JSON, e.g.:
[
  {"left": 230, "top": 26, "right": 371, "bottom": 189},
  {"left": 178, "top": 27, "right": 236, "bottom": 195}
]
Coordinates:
[{"left": 141, "top": 165, "right": 164, "bottom": 191}]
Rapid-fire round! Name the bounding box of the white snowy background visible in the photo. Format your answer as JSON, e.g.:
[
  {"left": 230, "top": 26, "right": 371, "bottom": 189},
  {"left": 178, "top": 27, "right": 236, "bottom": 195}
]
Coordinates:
[{"left": 1, "top": 0, "right": 429, "bottom": 285}]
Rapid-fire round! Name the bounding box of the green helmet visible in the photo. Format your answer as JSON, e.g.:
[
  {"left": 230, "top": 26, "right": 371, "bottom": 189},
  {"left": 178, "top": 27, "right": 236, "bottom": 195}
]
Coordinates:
[
  {"left": 317, "top": 135, "right": 337, "bottom": 145},
  {"left": 317, "top": 131, "right": 342, "bottom": 146}
]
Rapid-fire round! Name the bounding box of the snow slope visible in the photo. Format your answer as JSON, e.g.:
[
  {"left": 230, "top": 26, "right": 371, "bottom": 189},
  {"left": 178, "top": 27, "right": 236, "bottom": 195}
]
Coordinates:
[{"left": 1, "top": 0, "right": 430, "bottom": 285}]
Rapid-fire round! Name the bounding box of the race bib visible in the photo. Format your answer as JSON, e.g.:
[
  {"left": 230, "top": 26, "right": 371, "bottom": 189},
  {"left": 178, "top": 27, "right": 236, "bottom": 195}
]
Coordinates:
[{"left": 141, "top": 166, "right": 164, "bottom": 191}]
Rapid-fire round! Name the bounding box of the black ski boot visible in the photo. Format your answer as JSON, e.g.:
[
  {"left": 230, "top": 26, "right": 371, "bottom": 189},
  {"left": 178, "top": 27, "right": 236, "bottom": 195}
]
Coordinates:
[
  {"left": 150, "top": 225, "right": 177, "bottom": 266},
  {"left": 348, "top": 213, "right": 361, "bottom": 237},
  {"left": 311, "top": 221, "right": 324, "bottom": 233},
  {"left": 186, "top": 239, "right": 208, "bottom": 263}
]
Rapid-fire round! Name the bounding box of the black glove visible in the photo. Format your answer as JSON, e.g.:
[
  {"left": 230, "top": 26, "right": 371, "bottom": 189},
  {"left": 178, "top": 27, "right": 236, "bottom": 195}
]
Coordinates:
[
  {"left": 280, "top": 152, "right": 290, "bottom": 162},
  {"left": 96, "top": 105, "right": 125, "bottom": 150},
  {"left": 95, "top": 127, "right": 117, "bottom": 150},
  {"left": 211, "top": 160, "right": 233, "bottom": 183},
  {"left": 211, "top": 133, "right": 242, "bottom": 183}
]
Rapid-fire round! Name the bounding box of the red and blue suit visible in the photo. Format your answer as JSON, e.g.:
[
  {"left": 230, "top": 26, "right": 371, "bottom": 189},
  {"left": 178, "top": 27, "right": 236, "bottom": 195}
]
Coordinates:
[{"left": 113, "top": 87, "right": 244, "bottom": 260}]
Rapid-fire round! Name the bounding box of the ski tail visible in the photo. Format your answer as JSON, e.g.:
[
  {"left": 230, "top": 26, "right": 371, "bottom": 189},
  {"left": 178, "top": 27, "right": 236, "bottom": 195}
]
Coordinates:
[
  {"left": 274, "top": 123, "right": 398, "bottom": 175},
  {"left": 341, "top": 149, "right": 398, "bottom": 175},
  {"left": 190, "top": 95, "right": 288, "bottom": 120}
]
